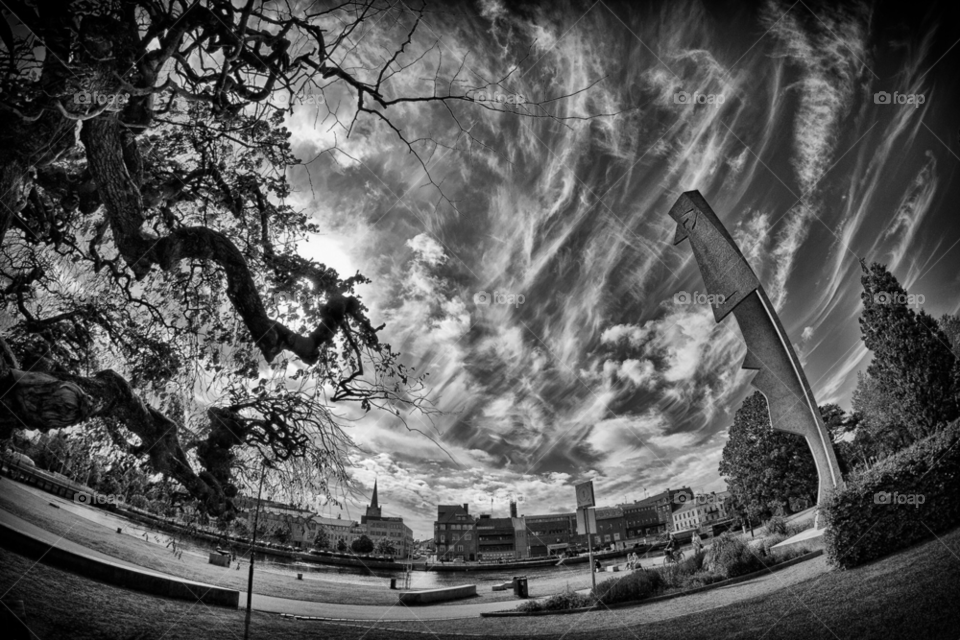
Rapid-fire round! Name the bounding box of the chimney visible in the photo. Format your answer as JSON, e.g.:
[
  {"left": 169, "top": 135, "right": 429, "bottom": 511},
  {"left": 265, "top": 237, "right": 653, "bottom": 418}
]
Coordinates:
[
  {"left": 510, "top": 501, "right": 518, "bottom": 518},
  {"left": 462, "top": 503, "right": 468, "bottom": 514}
]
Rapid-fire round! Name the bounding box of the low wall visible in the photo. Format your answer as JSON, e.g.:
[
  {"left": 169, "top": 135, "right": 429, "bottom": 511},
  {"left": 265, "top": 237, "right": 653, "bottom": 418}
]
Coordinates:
[
  {"left": 398, "top": 584, "right": 477, "bottom": 605},
  {"left": 0, "top": 520, "right": 240, "bottom": 608}
]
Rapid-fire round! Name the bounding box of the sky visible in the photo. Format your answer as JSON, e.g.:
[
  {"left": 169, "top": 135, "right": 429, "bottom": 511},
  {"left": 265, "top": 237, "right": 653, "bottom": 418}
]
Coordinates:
[{"left": 280, "top": 0, "right": 960, "bottom": 538}]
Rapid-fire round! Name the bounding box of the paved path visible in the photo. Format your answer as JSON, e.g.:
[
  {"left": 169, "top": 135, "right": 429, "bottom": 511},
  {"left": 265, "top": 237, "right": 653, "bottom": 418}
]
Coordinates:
[{"left": 247, "top": 592, "right": 514, "bottom": 620}]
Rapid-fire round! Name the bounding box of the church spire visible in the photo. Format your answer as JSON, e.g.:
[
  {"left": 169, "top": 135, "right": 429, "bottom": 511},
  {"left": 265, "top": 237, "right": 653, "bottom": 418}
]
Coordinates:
[{"left": 371, "top": 478, "right": 379, "bottom": 509}]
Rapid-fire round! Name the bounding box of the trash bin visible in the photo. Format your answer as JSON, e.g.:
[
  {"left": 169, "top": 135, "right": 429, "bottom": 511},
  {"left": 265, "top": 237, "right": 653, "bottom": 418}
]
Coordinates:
[{"left": 513, "top": 576, "right": 528, "bottom": 598}]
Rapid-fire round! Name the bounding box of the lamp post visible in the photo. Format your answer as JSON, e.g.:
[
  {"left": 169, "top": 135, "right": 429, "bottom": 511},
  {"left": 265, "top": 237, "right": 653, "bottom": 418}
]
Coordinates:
[{"left": 243, "top": 463, "right": 267, "bottom": 640}]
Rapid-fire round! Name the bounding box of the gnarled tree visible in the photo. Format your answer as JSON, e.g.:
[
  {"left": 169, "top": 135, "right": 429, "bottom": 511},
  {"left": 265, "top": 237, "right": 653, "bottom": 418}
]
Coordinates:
[{"left": 0, "top": 0, "right": 604, "bottom": 515}]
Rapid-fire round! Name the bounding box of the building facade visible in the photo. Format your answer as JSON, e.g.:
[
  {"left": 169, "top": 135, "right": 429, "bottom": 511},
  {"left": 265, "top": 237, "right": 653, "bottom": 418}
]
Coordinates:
[
  {"left": 303, "top": 514, "right": 360, "bottom": 550},
  {"left": 359, "top": 480, "right": 414, "bottom": 557},
  {"left": 672, "top": 491, "right": 732, "bottom": 533},
  {"left": 594, "top": 506, "right": 626, "bottom": 548},
  {"left": 434, "top": 503, "right": 477, "bottom": 561},
  {"left": 525, "top": 512, "right": 582, "bottom": 556},
  {"left": 476, "top": 515, "right": 517, "bottom": 560}
]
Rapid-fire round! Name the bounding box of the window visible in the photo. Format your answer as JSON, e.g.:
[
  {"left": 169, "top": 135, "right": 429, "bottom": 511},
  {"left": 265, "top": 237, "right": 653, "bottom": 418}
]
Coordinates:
[
  {"left": 457, "top": 545, "right": 463, "bottom": 552},
  {"left": 464, "top": 533, "right": 472, "bottom": 541}
]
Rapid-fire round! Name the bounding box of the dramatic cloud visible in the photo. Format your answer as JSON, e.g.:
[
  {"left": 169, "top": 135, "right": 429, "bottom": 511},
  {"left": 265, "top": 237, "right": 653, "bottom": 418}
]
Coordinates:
[{"left": 284, "top": 1, "right": 957, "bottom": 536}]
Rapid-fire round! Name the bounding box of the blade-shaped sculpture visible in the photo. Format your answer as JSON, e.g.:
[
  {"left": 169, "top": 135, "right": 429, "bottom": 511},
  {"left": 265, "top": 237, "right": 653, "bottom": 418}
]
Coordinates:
[{"left": 668, "top": 191, "right": 843, "bottom": 523}]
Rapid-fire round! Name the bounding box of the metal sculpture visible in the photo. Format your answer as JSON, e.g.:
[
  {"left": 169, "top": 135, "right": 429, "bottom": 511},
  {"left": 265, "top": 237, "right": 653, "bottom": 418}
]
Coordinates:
[{"left": 668, "top": 190, "right": 843, "bottom": 524}]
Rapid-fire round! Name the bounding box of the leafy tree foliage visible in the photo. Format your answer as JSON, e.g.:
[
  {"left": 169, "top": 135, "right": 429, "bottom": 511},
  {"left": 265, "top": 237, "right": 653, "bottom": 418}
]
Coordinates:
[
  {"left": 857, "top": 260, "right": 957, "bottom": 442},
  {"left": 374, "top": 537, "right": 396, "bottom": 556},
  {"left": 851, "top": 371, "right": 914, "bottom": 458},
  {"left": 336, "top": 538, "right": 347, "bottom": 552},
  {"left": 351, "top": 534, "right": 374, "bottom": 554},
  {"left": 313, "top": 525, "right": 330, "bottom": 550},
  {"left": 719, "top": 391, "right": 818, "bottom": 522},
  {"left": 939, "top": 314, "right": 960, "bottom": 356},
  {"left": 270, "top": 523, "right": 292, "bottom": 545}
]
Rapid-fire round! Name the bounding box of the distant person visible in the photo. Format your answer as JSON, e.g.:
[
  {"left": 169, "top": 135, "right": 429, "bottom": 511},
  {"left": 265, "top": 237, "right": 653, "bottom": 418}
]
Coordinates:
[
  {"left": 664, "top": 534, "right": 680, "bottom": 562},
  {"left": 692, "top": 531, "right": 703, "bottom": 555},
  {"left": 594, "top": 558, "right": 602, "bottom": 573}
]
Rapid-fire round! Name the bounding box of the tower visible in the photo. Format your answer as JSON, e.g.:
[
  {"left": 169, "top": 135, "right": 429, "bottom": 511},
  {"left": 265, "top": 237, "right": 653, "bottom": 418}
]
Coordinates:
[{"left": 365, "top": 479, "right": 382, "bottom": 521}]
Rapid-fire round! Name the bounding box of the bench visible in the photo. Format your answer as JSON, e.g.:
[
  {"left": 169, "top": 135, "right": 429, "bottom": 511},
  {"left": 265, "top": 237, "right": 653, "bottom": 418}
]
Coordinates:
[{"left": 398, "top": 584, "right": 476, "bottom": 605}]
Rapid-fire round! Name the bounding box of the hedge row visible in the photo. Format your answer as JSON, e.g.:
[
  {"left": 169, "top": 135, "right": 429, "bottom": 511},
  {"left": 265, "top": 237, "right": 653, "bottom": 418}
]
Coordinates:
[{"left": 821, "top": 419, "right": 960, "bottom": 569}]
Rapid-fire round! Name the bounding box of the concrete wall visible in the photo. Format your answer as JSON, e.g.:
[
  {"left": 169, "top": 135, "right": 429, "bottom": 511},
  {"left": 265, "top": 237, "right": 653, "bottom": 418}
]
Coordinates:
[{"left": 397, "top": 584, "right": 477, "bottom": 605}]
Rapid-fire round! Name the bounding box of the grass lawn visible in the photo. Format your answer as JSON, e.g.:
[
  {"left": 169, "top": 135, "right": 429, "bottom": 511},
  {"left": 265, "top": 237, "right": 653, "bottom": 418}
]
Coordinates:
[{"left": 2, "top": 519, "right": 958, "bottom": 639}]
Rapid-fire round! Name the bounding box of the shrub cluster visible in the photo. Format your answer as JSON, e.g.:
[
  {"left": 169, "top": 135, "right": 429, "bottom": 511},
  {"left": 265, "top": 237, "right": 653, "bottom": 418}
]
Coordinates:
[
  {"left": 516, "top": 588, "right": 595, "bottom": 612},
  {"left": 594, "top": 569, "right": 664, "bottom": 605},
  {"left": 821, "top": 419, "right": 960, "bottom": 569},
  {"left": 765, "top": 514, "right": 788, "bottom": 535},
  {"left": 705, "top": 532, "right": 766, "bottom": 578}
]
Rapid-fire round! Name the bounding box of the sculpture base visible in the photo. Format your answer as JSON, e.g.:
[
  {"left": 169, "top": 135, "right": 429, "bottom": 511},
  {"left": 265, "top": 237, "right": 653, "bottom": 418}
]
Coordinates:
[{"left": 771, "top": 527, "right": 826, "bottom": 554}]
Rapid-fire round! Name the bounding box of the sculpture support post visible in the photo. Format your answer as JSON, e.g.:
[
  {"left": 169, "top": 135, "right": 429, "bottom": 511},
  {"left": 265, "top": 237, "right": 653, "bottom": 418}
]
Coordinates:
[{"left": 668, "top": 191, "right": 843, "bottom": 526}]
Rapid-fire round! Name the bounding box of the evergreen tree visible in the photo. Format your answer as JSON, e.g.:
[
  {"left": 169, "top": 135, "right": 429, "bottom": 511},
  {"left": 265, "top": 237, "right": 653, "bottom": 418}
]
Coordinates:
[
  {"left": 719, "top": 392, "right": 819, "bottom": 522},
  {"left": 852, "top": 371, "right": 913, "bottom": 458},
  {"left": 858, "top": 260, "right": 957, "bottom": 440}
]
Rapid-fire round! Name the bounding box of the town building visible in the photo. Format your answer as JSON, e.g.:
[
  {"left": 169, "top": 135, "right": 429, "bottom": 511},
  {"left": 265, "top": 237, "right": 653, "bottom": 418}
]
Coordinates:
[
  {"left": 672, "top": 491, "right": 732, "bottom": 533},
  {"left": 525, "top": 512, "right": 580, "bottom": 557},
  {"left": 476, "top": 515, "right": 517, "bottom": 560},
  {"left": 434, "top": 503, "right": 477, "bottom": 561},
  {"left": 621, "top": 499, "right": 663, "bottom": 538},
  {"left": 358, "top": 480, "right": 414, "bottom": 557},
  {"left": 594, "top": 506, "right": 626, "bottom": 548},
  {"left": 619, "top": 487, "right": 693, "bottom": 539},
  {"left": 236, "top": 496, "right": 315, "bottom": 546}
]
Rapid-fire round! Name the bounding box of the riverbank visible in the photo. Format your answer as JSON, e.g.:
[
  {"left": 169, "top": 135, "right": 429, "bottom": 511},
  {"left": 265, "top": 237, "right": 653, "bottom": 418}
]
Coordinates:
[
  {"left": 0, "top": 480, "right": 606, "bottom": 606},
  {"left": 3, "top": 522, "right": 956, "bottom": 639}
]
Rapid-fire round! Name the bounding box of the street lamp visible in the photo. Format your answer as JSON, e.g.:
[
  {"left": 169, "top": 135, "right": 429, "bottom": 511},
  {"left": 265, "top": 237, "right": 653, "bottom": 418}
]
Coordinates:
[{"left": 243, "top": 462, "right": 267, "bottom": 640}]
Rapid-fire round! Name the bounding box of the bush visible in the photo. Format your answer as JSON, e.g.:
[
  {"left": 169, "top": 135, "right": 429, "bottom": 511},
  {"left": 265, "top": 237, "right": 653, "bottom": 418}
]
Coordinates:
[
  {"left": 765, "top": 514, "right": 788, "bottom": 536},
  {"left": 678, "top": 570, "right": 725, "bottom": 590},
  {"left": 680, "top": 550, "right": 706, "bottom": 574},
  {"left": 517, "top": 588, "right": 595, "bottom": 612},
  {"left": 770, "top": 544, "right": 813, "bottom": 563},
  {"left": 821, "top": 419, "right": 960, "bottom": 569},
  {"left": 758, "top": 532, "right": 790, "bottom": 557},
  {"left": 657, "top": 551, "right": 705, "bottom": 590},
  {"left": 594, "top": 570, "right": 664, "bottom": 605},
  {"left": 705, "top": 532, "right": 766, "bottom": 578}
]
